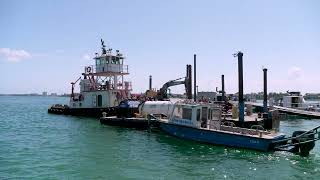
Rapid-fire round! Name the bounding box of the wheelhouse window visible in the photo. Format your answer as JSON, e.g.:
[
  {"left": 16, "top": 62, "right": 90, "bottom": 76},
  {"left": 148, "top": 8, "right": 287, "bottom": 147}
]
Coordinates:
[
  {"left": 201, "top": 107, "right": 208, "bottom": 121},
  {"left": 208, "top": 109, "right": 212, "bottom": 120},
  {"left": 100, "top": 58, "right": 106, "bottom": 65},
  {"left": 106, "top": 56, "right": 110, "bottom": 64},
  {"left": 96, "top": 59, "right": 101, "bottom": 66},
  {"left": 196, "top": 109, "right": 201, "bottom": 121},
  {"left": 115, "top": 57, "right": 120, "bottom": 64},
  {"left": 182, "top": 108, "right": 192, "bottom": 120}
]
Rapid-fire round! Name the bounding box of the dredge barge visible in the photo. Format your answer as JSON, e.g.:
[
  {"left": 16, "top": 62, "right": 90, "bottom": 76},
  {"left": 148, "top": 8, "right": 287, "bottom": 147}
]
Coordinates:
[{"left": 48, "top": 39, "right": 135, "bottom": 117}]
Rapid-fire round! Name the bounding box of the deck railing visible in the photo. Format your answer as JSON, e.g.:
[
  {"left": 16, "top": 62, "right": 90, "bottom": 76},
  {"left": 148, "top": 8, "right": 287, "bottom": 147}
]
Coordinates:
[{"left": 84, "top": 64, "right": 129, "bottom": 74}]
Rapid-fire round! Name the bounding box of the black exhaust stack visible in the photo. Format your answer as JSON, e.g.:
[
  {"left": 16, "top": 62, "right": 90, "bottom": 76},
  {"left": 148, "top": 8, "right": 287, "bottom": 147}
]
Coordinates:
[
  {"left": 222, "top": 74, "right": 225, "bottom": 102},
  {"left": 263, "top": 68, "right": 268, "bottom": 113},
  {"left": 193, "top": 54, "right": 197, "bottom": 102},
  {"left": 186, "top": 64, "right": 192, "bottom": 99},
  {"left": 149, "top": 75, "right": 152, "bottom": 90},
  {"left": 236, "top": 52, "right": 244, "bottom": 123}
]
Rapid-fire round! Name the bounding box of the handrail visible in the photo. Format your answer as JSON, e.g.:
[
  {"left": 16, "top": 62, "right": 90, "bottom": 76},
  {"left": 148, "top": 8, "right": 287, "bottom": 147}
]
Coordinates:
[
  {"left": 250, "top": 125, "right": 265, "bottom": 131},
  {"left": 274, "top": 137, "right": 320, "bottom": 149},
  {"left": 272, "top": 125, "right": 320, "bottom": 144},
  {"left": 222, "top": 121, "right": 236, "bottom": 127},
  {"left": 84, "top": 64, "right": 129, "bottom": 74}
]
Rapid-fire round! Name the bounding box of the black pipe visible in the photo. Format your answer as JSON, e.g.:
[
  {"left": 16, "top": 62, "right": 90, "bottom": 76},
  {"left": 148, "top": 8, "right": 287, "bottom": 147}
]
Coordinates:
[
  {"left": 222, "top": 74, "right": 225, "bottom": 102},
  {"left": 186, "top": 64, "right": 192, "bottom": 99},
  {"left": 189, "top": 65, "right": 192, "bottom": 99},
  {"left": 237, "top": 52, "right": 244, "bottom": 123},
  {"left": 149, "top": 75, "right": 152, "bottom": 90},
  {"left": 263, "top": 68, "right": 268, "bottom": 113},
  {"left": 194, "top": 54, "right": 197, "bottom": 102}
]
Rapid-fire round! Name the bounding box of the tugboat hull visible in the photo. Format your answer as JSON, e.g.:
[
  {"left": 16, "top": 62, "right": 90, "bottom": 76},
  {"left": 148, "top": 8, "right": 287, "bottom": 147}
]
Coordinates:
[{"left": 48, "top": 105, "right": 117, "bottom": 118}]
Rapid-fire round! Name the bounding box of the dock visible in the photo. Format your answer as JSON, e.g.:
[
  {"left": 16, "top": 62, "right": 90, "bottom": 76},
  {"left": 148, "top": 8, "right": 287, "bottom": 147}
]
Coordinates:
[
  {"left": 247, "top": 102, "right": 320, "bottom": 119},
  {"left": 100, "top": 116, "right": 159, "bottom": 129}
]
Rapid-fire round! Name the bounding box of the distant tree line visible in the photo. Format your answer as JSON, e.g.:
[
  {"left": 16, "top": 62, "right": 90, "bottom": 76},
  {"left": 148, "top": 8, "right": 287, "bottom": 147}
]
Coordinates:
[{"left": 244, "top": 92, "right": 320, "bottom": 101}]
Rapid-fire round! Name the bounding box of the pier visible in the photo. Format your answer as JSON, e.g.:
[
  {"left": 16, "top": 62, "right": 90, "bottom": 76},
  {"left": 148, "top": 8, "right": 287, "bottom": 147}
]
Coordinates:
[{"left": 247, "top": 102, "right": 320, "bottom": 119}]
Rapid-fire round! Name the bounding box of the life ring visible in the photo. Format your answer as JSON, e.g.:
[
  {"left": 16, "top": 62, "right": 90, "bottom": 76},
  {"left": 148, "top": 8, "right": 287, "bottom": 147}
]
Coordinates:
[{"left": 86, "top": 67, "right": 92, "bottom": 73}]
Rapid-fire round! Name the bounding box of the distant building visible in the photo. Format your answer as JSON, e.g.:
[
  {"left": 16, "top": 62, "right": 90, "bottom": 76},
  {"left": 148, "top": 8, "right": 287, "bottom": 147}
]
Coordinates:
[
  {"left": 197, "top": 91, "right": 217, "bottom": 101},
  {"left": 42, "top": 92, "right": 48, "bottom": 96},
  {"left": 50, "top": 93, "right": 58, "bottom": 96}
]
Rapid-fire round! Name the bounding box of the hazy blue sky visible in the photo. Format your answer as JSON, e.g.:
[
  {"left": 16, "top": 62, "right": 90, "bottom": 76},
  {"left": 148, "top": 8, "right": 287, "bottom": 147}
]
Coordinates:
[{"left": 1, "top": 0, "right": 319, "bottom": 94}]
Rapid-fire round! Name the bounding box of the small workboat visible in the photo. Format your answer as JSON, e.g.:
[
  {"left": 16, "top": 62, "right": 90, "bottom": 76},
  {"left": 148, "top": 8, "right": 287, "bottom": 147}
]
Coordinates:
[
  {"left": 279, "top": 91, "right": 320, "bottom": 112},
  {"left": 155, "top": 101, "right": 320, "bottom": 156}
]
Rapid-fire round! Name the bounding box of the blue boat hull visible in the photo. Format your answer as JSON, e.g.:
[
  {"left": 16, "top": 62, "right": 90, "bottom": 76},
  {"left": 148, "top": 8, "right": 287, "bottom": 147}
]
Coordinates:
[{"left": 160, "top": 122, "right": 283, "bottom": 151}]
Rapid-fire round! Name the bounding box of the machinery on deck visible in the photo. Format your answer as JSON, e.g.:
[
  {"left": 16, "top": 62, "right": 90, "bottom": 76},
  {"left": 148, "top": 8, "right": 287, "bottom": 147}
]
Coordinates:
[
  {"left": 156, "top": 77, "right": 188, "bottom": 100},
  {"left": 146, "top": 64, "right": 192, "bottom": 100}
]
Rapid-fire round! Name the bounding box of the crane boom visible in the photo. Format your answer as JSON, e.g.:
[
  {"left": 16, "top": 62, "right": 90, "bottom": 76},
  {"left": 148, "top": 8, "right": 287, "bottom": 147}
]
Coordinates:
[
  {"left": 157, "top": 77, "right": 187, "bottom": 100},
  {"left": 145, "top": 64, "right": 192, "bottom": 100}
]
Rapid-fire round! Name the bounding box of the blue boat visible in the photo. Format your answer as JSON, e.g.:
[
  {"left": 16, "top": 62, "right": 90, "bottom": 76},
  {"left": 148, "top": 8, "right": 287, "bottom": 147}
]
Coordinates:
[{"left": 157, "top": 102, "right": 319, "bottom": 153}]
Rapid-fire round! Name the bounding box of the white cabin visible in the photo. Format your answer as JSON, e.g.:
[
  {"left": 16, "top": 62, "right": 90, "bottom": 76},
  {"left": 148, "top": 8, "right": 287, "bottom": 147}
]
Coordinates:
[
  {"left": 281, "top": 92, "right": 307, "bottom": 109},
  {"left": 69, "top": 40, "right": 132, "bottom": 109},
  {"left": 169, "top": 102, "right": 222, "bottom": 129}
]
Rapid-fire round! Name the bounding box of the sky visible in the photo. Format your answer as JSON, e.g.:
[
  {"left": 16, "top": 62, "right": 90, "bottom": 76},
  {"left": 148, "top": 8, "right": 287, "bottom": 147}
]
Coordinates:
[{"left": 0, "top": 0, "right": 319, "bottom": 95}]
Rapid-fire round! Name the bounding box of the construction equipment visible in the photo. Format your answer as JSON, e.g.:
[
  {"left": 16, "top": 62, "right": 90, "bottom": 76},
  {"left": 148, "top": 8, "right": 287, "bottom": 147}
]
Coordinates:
[
  {"left": 146, "top": 64, "right": 192, "bottom": 100},
  {"left": 157, "top": 77, "right": 187, "bottom": 100}
]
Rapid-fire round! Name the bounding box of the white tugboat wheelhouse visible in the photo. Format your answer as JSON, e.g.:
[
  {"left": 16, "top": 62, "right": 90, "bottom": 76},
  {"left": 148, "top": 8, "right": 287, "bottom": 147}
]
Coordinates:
[{"left": 70, "top": 39, "right": 132, "bottom": 109}]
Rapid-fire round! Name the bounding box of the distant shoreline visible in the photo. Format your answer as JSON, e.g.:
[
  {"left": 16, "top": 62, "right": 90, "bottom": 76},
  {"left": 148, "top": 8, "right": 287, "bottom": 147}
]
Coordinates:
[{"left": 0, "top": 94, "right": 70, "bottom": 97}]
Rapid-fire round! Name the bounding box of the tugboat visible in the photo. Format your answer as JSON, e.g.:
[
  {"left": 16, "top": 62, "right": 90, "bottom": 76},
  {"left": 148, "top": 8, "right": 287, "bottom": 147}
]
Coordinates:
[{"left": 48, "top": 39, "right": 133, "bottom": 117}]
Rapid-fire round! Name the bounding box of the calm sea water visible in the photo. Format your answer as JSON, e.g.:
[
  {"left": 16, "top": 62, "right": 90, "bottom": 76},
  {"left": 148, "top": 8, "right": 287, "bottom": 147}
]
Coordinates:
[{"left": 0, "top": 96, "right": 320, "bottom": 180}]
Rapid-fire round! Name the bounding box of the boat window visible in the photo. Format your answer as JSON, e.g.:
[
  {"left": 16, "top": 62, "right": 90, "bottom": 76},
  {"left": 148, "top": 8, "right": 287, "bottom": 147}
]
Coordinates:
[
  {"left": 196, "top": 109, "right": 201, "bottom": 121},
  {"left": 96, "top": 59, "right": 101, "bottom": 66},
  {"left": 106, "top": 56, "right": 110, "bottom": 64},
  {"left": 111, "top": 56, "right": 116, "bottom": 64},
  {"left": 208, "top": 109, "right": 212, "bottom": 120},
  {"left": 100, "top": 58, "right": 105, "bottom": 65},
  {"left": 202, "top": 107, "right": 208, "bottom": 121},
  {"left": 292, "top": 97, "right": 299, "bottom": 107},
  {"left": 182, "top": 108, "right": 192, "bottom": 120},
  {"left": 97, "top": 95, "right": 102, "bottom": 107},
  {"left": 201, "top": 107, "right": 208, "bottom": 128},
  {"left": 115, "top": 57, "right": 120, "bottom": 64},
  {"left": 177, "top": 106, "right": 181, "bottom": 113},
  {"left": 173, "top": 107, "right": 182, "bottom": 118}
]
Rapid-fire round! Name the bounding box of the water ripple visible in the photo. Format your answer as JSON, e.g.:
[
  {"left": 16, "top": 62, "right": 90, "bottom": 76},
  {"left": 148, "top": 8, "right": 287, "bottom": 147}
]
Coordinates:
[{"left": 0, "top": 96, "right": 320, "bottom": 179}]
